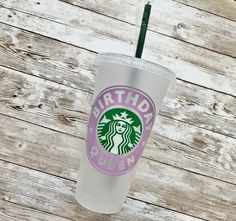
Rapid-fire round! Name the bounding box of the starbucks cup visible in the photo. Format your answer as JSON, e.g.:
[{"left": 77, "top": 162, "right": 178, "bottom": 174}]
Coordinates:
[{"left": 75, "top": 53, "right": 175, "bottom": 213}]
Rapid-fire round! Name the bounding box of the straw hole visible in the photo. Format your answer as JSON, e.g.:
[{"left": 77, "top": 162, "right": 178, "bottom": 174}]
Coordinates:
[
  {"left": 37, "top": 2, "right": 40, "bottom": 5},
  {"left": 8, "top": 14, "right": 12, "bottom": 18}
]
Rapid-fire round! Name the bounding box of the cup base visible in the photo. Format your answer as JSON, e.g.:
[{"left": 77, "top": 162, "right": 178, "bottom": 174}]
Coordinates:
[{"left": 75, "top": 188, "right": 124, "bottom": 214}]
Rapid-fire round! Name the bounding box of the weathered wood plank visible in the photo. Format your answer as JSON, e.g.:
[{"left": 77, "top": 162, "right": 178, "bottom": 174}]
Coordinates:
[
  {"left": 0, "top": 163, "right": 206, "bottom": 221},
  {"left": 1, "top": 23, "right": 236, "bottom": 140},
  {"left": 149, "top": 117, "right": 236, "bottom": 184},
  {"left": 0, "top": 66, "right": 236, "bottom": 185},
  {"left": 0, "top": 3, "right": 236, "bottom": 96},
  {"left": 175, "top": 0, "right": 236, "bottom": 21},
  {"left": 0, "top": 156, "right": 235, "bottom": 220},
  {"left": 61, "top": 0, "right": 236, "bottom": 57},
  {"left": 0, "top": 1, "right": 235, "bottom": 220},
  {"left": 0, "top": 65, "right": 91, "bottom": 137},
  {"left": 0, "top": 115, "right": 82, "bottom": 180},
  {"left": 0, "top": 23, "right": 95, "bottom": 92},
  {"left": 0, "top": 199, "right": 73, "bottom": 221},
  {"left": 3, "top": 0, "right": 236, "bottom": 58},
  {"left": 1, "top": 108, "right": 236, "bottom": 187},
  {"left": 0, "top": 200, "right": 203, "bottom": 221}
]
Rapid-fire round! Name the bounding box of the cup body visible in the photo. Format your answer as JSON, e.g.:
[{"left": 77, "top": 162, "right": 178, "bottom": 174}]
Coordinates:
[{"left": 75, "top": 53, "right": 175, "bottom": 213}]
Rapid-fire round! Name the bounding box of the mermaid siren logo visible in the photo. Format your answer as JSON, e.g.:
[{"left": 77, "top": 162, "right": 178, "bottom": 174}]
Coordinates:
[
  {"left": 97, "top": 108, "right": 142, "bottom": 155},
  {"left": 86, "top": 86, "right": 156, "bottom": 176}
]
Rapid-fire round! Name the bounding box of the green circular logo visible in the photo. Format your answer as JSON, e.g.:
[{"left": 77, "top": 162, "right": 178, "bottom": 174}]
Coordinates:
[{"left": 97, "top": 108, "right": 142, "bottom": 155}]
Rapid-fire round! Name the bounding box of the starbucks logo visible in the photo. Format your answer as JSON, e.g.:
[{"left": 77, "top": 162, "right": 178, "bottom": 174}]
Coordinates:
[
  {"left": 97, "top": 108, "right": 142, "bottom": 155},
  {"left": 86, "top": 85, "right": 156, "bottom": 176}
]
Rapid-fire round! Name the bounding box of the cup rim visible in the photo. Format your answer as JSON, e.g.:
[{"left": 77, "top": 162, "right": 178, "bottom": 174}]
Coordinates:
[{"left": 96, "top": 53, "right": 176, "bottom": 81}]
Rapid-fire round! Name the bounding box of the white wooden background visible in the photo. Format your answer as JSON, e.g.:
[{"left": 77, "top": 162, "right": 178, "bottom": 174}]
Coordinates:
[{"left": 0, "top": 0, "right": 236, "bottom": 220}]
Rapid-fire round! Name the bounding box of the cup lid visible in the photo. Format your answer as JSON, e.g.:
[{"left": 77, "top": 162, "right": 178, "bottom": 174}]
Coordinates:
[{"left": 96, "top": 53, "right": 176, "bottom": 82}]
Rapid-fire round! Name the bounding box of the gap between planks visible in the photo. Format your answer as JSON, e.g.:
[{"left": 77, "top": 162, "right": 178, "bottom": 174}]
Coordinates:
[
  {"left": 0, "top": 2, "right": 235, "bottom": 95},
  {"left": 0, "top": 198, "right": 73, "bottom": 221},
  {"left": 0, "top": 20, "right": 98, "bottom": 56},
  {"left": 0, "top": 19, "right": 236, "bottom": 185},
  {"left": 0, "top": 110, "right": 236, "bottom": 188},
  {"left": 0, "top": 23, "right": 236, "bottom": 100},
  {"left": 0, "top": 60, "right": 236, "bottom": 148},
  {"left": 1, "top": 56, "right": 236, "bottom": 140},
  {"left": 127, "top": 196, "right": 209, "bottom": 221},
  {"left": 0, "top": 106, "right": 235, "bottom": 220},
  {"left": 2, "top": 1, "right": 236, "bottom": 61},
  {"left": 172, "top": 0, "right": 236, "bottom": 22},
  {"left": 0, "top": 23, "right": 236, "bottom": 132},
  {"left": 1, "top": 44, "right": 236, "bottom": 184},
  {"left": 0, "top": 159, "right": 216, "bottom": 221},
  {"left": 0, "top": 160, "right": 207, "bottom": 221},
  {"left": 0, "top": 111, "right": 83, "bottom": 140},
  {"left": 58, "top": 0, "right": 236, "bottom": 59},
  {"left": 1, "top": 61, "right": 236, "bottom": 146},
  {"left": 0, "top": 2, "right": 235, "bottom": 221},
  {"left": 0, "top": 160, "right": 210, "bottom": 221}
]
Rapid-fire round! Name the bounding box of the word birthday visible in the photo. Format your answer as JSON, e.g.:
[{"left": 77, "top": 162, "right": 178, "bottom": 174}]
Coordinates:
[{"left": 93, "top": 89, "right": 154, "bottom": 130}]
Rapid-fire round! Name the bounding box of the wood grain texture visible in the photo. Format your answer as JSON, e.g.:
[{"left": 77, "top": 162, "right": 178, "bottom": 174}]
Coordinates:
[
  {"left": 59, "top": 0, "right": 236, "bottom": 57},
  {"left": 0, "top": 114, "right": 82, "bottom": 180},
  {"left": 0, "top": 1, "right": 236, "bottom": 96},
  {"left": 175, "top": 0, "right": 236, "bottom": 21},
  {"left": 0, "top": 161, "right": 206, "bottom": 221},
  {"left": 1, "top": 155, "right": 236, "bottom": 221},
  {"left": 1, "top": 94, "right": 236, "bottom": 186},
  {"left": 0, "top": 0, "right": 236, "bottom": 220},
  {"left": 1, "top": 23, "right": 236, "bottom": 141},
  {"left": 0, "top": 61, "right": 236, "bottom": 185},
  {"left": 0, "top": 199, "right": 73, "bottom": 221}
]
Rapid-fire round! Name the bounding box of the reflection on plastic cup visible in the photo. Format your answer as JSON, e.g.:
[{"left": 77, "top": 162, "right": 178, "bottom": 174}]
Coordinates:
[{"left": 75, "top": 53, "right": 175, "bottom": 214}]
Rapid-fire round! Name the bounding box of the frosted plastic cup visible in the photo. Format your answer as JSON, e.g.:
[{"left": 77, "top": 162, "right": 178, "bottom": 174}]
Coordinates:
[{"left": 75, "top": 53, "right": 175, "bottom": 213}]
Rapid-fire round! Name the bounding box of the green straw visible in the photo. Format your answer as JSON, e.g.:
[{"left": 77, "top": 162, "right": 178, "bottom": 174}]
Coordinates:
[{"left": 135, "top": 1, "right": 152, "bottom": 58}]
